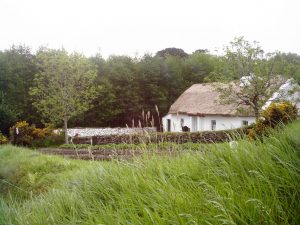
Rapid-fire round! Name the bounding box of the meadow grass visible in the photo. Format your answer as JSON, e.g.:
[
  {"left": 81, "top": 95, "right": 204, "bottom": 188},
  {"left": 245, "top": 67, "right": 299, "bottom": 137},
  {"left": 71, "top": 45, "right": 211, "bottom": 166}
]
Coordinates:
[
  {"left": 0, "top": 121, "right": 300, "bottom": 224},
  {"left": 59, "top": 142, "right": 210, "bottom": 152}
]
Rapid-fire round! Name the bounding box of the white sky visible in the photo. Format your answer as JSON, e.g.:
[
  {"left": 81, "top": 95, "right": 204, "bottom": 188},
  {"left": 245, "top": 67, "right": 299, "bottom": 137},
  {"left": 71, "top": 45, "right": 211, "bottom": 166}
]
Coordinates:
[{"left": 1, "top": 0, "right": 300, "bottom": 58}]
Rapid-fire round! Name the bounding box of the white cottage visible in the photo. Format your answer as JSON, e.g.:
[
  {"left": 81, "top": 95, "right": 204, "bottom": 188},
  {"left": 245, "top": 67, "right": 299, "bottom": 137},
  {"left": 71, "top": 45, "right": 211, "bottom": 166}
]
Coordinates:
[{"left": 162, "top": 83, "right": 256, "bottom": 132}]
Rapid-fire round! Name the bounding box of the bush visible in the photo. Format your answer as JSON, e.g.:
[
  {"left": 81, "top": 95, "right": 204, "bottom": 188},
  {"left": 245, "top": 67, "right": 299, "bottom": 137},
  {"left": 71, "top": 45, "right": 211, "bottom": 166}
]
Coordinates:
[
  {"left": 31, "top": 134, "right": 65, "bottom": 148},
  {"left": 249, "top": 101, "right": 298, "bottom": 139},
  {"left": 0, "top": 132, "right": 8, "bottom": 144},
  {"left": 9, "top": 121, "right": 64, "bottom": 147},
  {"left": 9, "top": 121, "right": 34, "bottom": 146},
  {"left": 262, "top": 101, "right": 298, "bottom": 126}
]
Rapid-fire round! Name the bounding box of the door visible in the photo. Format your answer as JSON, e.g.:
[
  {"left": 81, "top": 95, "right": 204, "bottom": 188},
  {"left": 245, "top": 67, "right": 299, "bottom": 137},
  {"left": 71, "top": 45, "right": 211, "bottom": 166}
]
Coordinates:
[
  {"left": 192, "top": 116, "right": 198, "bottom": 132},
  {"left": 167, "top": 119, "right": 171, "bottom": 132}
]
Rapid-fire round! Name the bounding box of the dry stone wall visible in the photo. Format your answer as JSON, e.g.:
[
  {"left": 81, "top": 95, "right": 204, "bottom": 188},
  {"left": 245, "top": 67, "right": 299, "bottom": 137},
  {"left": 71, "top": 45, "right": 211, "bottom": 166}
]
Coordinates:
[
  {"left": 66, "top": 127, "right": 156, "bottom": 138},
  {"left": 71, "top": 128, "right": 248, "bottom": 145}
]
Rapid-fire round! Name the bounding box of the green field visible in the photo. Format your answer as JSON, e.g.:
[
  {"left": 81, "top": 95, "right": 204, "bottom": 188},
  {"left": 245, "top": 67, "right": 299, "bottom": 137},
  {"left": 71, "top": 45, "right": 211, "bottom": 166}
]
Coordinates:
[{"left": 1, "top": 122, "right": 300, "bottom": 225}]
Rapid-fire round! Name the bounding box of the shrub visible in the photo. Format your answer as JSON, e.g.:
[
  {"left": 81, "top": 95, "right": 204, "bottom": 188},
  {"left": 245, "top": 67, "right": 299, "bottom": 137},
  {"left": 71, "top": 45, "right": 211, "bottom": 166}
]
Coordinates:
[
  {"left": 31, "top": 123, "right": 56, "bottom": 139},
  {"left": 9, "top": 121, "right": 63, "bottom": 147},
  {"left": 0, "top": 132, "right": 8, "bottom": 144},
  {"left": 31, "top": 134, "right": 65, "bottom": 148},
  {"left": 9, "top": 121, "right": 34, "bottom": 146},
  {"left": 262, "top": 101, "right": 298, "bottom": 126},
  {"left": 249, "top": 101, "right": 298, "bottom": 139}
]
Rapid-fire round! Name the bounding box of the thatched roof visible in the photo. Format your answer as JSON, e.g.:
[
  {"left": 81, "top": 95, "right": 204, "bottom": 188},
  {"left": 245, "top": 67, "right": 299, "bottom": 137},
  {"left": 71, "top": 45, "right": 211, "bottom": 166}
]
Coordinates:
[{"left": 168, "top": 83, "right": 254, "bottom": 117}]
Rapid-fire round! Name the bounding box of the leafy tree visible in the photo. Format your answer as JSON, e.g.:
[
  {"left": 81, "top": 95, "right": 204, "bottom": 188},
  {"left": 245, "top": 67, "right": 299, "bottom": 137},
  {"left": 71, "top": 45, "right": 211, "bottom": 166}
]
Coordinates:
[
  {"left": 186, "top": 52, "right": 223, "bottom": 83},
  {"left": 216, "top": 37, "right": 282, "bottom": 118},
  {"left": 271, "top": 52, "right": 300, "bottom": 83},
  {"left": 70, "top": 54, "right": 121, "bottom": 127},
  {"left": 0, "top": 45, "right": 39, "bottom": 124},
  {"left": 156, "top": 48, "right": 188, "bottom": 58},
  {"left": 163, "top": 55, "right": 189, "bottom": 103},
  {"left": 136, "top": 54, "right": 169, "bottom": 128},
  {"left": 193, "top": 49, "right": 209, "bottom": 54},
  {"left": 30, "top": 48, "right": 97, "bottom": 143},
  {"left": 137, "top": 55, "right": 168, "bottom": 110},
  {"left": 0, "top": 92, "right": 18, "bottom": 135},
  {"left": 104, "top": 56, "right": 143, "bottom": 126},
  {"left": 70, "top": 78, "right": 120, "bottom": 127}
]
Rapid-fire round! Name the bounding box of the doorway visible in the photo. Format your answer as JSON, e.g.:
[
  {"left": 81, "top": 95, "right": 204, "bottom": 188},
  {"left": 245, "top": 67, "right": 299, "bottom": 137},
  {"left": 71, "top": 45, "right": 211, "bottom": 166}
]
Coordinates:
[{"left": 167, "top": 119, "right": 171, "bottom": 132}]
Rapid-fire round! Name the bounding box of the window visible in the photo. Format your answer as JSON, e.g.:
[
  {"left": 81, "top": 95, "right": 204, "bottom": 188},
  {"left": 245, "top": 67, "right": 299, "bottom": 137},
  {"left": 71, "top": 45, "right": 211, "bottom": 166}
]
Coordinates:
[
  {"left": 211, "top": 120, "right": 216, "bottom": 130},
  {"left": 242, "top": 120, "right": 248, "bottom": 126},
  {"left": 180, "top": 118, "right": 184, "bottom": 127}
]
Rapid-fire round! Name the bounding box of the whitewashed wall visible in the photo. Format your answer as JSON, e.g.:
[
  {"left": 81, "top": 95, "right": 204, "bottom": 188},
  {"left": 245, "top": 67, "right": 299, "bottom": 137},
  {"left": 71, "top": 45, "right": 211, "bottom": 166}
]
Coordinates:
[
  {"left": 59, "top": 127, "right": 156, "bottom": 138},
  {"left": 162, "top": 114, "right": 255, "bottom": 132},
  {"left": 162, "top": 114, "right": 193, "bottom": 132}
]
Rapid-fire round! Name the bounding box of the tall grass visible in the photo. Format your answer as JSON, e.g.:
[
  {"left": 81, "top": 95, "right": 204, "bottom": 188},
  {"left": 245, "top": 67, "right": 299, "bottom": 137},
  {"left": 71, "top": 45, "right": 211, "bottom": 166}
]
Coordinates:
[{"left": 0, "top": 121, "right": 300, "bottom": 224}]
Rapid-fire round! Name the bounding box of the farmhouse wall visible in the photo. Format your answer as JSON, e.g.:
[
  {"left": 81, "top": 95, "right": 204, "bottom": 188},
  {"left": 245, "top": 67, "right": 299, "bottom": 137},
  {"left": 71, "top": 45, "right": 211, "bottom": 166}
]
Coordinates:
[{"left": 162, "top": 114, "right": 255, "bottom": 132}]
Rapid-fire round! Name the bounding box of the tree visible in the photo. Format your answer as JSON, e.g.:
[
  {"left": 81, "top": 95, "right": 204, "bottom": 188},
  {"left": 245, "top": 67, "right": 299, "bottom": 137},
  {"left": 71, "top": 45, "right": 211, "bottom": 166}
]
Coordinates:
[
  {"left": 156, "top": 48, "right": 188, "bottom": 58},
  {"left": 30, "top": 48, "right": 97, "bottom": 143},
  {"left": 0, "top": 92, "right": 18, "bottom": 135},
  {"left": 193, "top": 49, "right": 209, "bottom": 54},
  {"left": 0, "top": 45, "right": 39, "bottom": 124},
  {"left": 69, "top": 54, "right": 121, "bottom": 127},
  {"left": 216, "top": 37, "right": 282, "bottom": 118},
  {"left": 271, "top": 52, "right": 300, "bottom": 83},
  {"left": 70, "top": 78, "right": 121, "bottom": 127},
  {"left": 186, "top": 52, "right": 225, "bottom": 83},
  {"left": 136, "top": 54, "right": 168, "bottom": 128},
  {"left": 103, "top": 55, "right": 143, "bottom": 126}
]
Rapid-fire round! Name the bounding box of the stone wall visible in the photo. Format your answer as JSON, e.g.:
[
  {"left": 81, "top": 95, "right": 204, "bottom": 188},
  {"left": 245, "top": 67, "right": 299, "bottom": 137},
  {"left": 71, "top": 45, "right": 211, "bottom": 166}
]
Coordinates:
[
  {"left": 66, "top": 127, "right": 156, "bottom": 138},
  {"left": 71, "top": 128, "right": 248, "bottom": 145}
]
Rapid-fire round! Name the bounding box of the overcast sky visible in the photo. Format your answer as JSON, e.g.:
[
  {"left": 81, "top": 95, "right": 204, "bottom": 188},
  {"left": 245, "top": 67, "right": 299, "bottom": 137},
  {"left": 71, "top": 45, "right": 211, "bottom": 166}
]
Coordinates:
[{"left": 1, "top": 0, "right": 299, "bottom": 58}]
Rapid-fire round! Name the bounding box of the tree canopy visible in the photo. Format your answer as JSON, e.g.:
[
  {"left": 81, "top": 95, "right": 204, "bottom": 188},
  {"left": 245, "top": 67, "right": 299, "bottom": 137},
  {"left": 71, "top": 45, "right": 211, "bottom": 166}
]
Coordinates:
[{"left": 156, "top": 48, "right": 189, "bottom": 58}]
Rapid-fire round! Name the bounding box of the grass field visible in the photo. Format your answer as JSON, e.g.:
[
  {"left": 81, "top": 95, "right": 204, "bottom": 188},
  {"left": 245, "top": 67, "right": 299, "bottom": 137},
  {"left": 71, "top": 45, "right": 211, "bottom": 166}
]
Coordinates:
[{"left": 0, "top": 122, "right": 300, "bottom": 225}]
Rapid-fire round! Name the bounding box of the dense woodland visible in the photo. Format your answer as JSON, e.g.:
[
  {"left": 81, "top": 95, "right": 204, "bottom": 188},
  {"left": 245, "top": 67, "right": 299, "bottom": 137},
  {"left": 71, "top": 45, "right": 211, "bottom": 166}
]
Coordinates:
[{"left": 1, "top": 44, "right": 300, "bottom": 135}]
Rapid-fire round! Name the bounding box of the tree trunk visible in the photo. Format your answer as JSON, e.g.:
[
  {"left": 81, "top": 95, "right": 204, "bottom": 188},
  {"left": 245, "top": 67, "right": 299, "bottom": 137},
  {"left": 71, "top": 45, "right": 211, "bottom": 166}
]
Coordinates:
[
  {"left": 254, "top": 106, "right": 260, "bottom": 119},
  {"left": 64, "top": 115, "right": 69, "bottom": 144}
]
